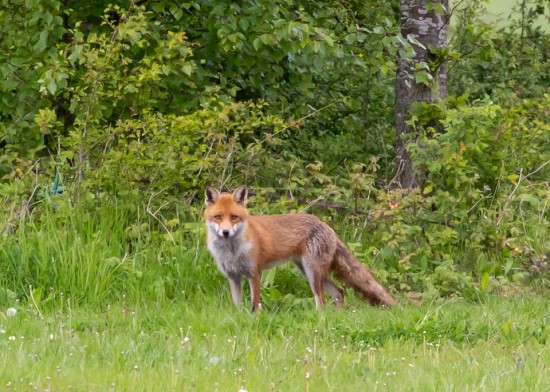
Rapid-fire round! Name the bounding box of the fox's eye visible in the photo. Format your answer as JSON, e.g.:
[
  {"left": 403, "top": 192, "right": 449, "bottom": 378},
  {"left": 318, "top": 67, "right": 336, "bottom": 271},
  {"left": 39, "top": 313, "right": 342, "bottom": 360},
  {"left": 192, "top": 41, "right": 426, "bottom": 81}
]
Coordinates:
[
  {"left": 230, "top": 215, "right": 239, "bottom": 221},
  {"left": 214, "top": 215, "right": 222, "bottom": 220}
]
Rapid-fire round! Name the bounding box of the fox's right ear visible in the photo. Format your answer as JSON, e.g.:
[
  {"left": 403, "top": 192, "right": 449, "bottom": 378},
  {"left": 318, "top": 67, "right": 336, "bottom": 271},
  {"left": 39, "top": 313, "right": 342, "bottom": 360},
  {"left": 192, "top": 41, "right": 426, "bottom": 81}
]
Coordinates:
[{"left": 205, "top": 186, "right": 220, "bottom": 206}]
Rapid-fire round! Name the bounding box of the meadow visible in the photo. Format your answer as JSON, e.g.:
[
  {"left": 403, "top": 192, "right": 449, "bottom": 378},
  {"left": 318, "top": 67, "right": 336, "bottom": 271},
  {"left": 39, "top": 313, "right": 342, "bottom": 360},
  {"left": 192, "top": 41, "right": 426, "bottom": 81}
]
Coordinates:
[
  {"left": 1, "top": 293, "right": 548, "bottom": 391},
  {"left": 1, "top": 206, "right": 549, "bottom": 391},
  {"left": 485, "top": 0, "right": 550, "bottom": 31}
]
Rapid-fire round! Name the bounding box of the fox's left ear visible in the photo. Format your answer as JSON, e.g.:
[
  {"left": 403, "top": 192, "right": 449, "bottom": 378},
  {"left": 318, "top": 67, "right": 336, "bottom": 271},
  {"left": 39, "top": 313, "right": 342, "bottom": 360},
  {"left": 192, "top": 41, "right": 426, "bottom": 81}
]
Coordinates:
[
  {"left": 232, "top": 185, "right": 248, "bottom": 205},
  {"left": 205, "top": 186, "right": 220, "bottom": 206}
]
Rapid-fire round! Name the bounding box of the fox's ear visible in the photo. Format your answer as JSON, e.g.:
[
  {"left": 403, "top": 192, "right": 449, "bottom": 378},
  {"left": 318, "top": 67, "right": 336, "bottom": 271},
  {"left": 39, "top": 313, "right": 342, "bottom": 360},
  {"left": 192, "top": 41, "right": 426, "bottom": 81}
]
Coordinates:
[
  {"left": 232, "top": 185, "right": 248, "bottom": 205},
  {"left": 205, "top": 186, "right": 220, "bottom": 206}
]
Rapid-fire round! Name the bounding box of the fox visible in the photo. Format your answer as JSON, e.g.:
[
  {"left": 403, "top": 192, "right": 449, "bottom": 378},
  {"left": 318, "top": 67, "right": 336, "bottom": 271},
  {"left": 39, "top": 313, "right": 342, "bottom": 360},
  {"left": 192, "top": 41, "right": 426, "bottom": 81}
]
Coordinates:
[{"left": 204, "top": 185, "right": 395, "bottom": 311}]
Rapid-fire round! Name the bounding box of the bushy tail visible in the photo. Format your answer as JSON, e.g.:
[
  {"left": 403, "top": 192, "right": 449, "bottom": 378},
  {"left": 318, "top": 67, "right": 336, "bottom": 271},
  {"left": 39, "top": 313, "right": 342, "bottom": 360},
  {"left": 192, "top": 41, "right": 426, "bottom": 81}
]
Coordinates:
[{"left": 331, "top": 240, "right": 395, "bottom": 306}]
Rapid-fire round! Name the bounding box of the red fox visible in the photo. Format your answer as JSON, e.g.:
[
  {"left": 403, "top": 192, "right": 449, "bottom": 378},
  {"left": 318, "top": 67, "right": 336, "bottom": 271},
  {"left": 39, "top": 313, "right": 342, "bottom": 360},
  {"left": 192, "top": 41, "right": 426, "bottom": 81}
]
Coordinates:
[{"left": 204, "top": 185, "right": 395, "bottom": 311}]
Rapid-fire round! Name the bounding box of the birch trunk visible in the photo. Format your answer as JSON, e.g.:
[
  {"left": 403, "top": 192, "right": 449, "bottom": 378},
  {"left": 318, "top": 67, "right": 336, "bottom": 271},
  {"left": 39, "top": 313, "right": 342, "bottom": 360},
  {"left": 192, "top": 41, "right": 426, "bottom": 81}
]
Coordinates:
[{"left": 394, "top": 0, "right": 449, "bottom": 188}]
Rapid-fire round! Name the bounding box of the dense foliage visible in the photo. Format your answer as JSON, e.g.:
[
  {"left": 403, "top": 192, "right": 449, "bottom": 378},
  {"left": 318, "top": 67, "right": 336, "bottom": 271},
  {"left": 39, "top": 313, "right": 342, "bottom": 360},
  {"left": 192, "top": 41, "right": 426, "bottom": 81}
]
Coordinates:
[{"left": 0, "top": 0, "right": 548, "bottom": 305}]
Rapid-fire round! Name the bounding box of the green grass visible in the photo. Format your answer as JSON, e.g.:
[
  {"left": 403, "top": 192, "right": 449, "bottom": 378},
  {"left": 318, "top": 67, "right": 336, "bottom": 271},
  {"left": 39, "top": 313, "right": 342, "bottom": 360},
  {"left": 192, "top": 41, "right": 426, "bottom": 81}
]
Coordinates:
[
  {"left": 483, "top": 0, "right": 550, "bottom": 31},
  {"left": 1, "top": 203, "right": 549, "bottom": 390},
  {"left": 1, "top": 296, "right": 549, "bottom": 391},
  {"left": 0, "top": 203, "right": 214, "bottom": 307}
]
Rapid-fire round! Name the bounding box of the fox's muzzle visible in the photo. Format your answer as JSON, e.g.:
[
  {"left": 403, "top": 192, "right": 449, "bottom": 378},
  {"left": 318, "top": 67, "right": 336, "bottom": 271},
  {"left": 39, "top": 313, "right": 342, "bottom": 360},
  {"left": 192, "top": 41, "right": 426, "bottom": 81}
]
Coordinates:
[{"left": 206, "top": 220, "right": 244, "bottom": 239}]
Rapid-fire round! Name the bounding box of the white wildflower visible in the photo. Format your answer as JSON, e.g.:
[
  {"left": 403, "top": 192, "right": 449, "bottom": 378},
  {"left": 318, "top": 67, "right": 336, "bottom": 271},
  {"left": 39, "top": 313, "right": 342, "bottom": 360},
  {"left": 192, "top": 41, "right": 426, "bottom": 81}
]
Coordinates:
[{"left": 209, "top": 356, "right": 220, "bottom": 365}]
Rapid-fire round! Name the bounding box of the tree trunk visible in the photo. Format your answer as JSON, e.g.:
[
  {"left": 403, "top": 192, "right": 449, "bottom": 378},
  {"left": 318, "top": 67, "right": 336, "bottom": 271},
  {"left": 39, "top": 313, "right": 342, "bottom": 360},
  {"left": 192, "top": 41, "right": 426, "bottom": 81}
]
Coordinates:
[{"left": 394, "top": 0, "right": 449, "bottom": 189}]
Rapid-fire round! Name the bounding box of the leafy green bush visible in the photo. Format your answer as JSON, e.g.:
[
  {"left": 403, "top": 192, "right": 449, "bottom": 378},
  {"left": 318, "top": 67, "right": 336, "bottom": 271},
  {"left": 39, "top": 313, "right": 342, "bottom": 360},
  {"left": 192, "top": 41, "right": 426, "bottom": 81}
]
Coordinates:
[
  {"left": 1, "top": 1, "right": 548, "bottom": 306},
  {"left": 450, "top": 0, "right": 550, "bottom": 101},
  {"left": 363, "top": 95, "right": 550, "bottom": 297}
]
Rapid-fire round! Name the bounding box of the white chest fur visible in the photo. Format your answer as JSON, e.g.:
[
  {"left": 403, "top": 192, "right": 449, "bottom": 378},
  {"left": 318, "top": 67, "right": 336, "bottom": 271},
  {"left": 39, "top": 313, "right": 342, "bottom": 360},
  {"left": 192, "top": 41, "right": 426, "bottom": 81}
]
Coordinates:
[{"left": 206, "top": 222, "right": 253, "bottom": 281}]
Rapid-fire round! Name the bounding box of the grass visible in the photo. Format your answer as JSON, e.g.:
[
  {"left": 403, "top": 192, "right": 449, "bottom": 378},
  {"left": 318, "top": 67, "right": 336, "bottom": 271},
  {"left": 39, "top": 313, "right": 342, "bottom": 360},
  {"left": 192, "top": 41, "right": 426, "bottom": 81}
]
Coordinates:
[
  {"left": 1, "top": 295, "right": 549, "bottom": 391},
  {"left": 486, "top": 0, "right": 550, "bottom": 31},
  {"left": 1, "top": 202, "right": 549, "bottom": 390}
]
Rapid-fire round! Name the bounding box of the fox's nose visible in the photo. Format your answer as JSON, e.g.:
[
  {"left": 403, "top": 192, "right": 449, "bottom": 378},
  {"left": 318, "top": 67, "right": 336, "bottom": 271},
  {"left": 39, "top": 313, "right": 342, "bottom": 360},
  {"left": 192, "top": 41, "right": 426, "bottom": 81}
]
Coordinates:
[{"left": 222, "top": 230, "right": 230, "bottom": 238}]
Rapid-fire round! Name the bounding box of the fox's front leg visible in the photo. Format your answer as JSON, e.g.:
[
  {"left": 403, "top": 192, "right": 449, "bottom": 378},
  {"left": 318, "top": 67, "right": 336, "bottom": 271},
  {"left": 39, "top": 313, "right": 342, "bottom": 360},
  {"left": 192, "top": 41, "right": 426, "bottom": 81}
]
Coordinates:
[
  {"left": 228, "top": 277, "right": 242, "bottom": 308},
  {"left": 248, "top": 272, "right": 261, "bottom": 312}
]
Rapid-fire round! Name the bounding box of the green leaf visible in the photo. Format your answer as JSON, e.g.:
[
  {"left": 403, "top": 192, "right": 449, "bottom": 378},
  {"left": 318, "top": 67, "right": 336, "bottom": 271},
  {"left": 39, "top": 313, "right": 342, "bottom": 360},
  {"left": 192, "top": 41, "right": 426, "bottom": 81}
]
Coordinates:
[
  {"left": 259, "top": 33, "right": 273, "bottom": 45},
  {"left": 181, "top": 63, "right": 193, "bottom": 76},
  {"left": 31, "top": 286, "right": 43, "bottom": 306},
  {"left": 422, "top": 183, "right": 433, "bottom": 194},
  {"left": 414, "top": 70, "right": 433, "bottom": 85},
  {"left": 68, "top": 44, "right": 83, "bottom": 65},
  {"left": 124, "top": 84, "right": 137, "bottom": 93},
  {"left": 35, "top": 30, "right": 49, "bottom": 52},
  {"left": 313, "top": 56, "right": 323, "bottom": 70},
  {"left": 480, "top": 272, "right": 490, "bottom": 292},
  {"left": 170, "top": 5, "right": 183, "bottom": 21},
  {"left": 238, "top": 18, "right": 249, "bottom": 31},
  {"left": 516, "top": 193, "right": 538, "bottom": 206},
  {"left": 252, "top": 37, "right": 261, "bottom": 50},
  {"left": 47, "top": 81, "right": 57, "bottom": 95},
  {"left": 25, "top": 0, "right": 39, "bottom": 8}
]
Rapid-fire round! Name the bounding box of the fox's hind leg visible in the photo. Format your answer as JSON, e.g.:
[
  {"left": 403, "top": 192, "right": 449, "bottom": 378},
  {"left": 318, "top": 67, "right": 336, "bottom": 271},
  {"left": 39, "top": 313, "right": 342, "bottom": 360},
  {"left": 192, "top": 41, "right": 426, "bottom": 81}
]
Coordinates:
[
  {"left": 308, "top": 270, "right": 326, "bottom": 309},
  {"left": 296, "top": 258, "right": 331, "bottom": 309},
  {"left": 323, "top": 277, "right": 344, "bottom": 308},
  {"left": 295, "top": 261, "right": 343, "bottom": 308}
]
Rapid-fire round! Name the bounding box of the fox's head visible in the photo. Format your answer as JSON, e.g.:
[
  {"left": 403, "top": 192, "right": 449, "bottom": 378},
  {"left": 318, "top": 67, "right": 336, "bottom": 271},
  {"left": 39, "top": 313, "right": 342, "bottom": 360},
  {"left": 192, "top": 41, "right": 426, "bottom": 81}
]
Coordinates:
[{"left": 204, "top": 185, "right": 249, "bottom": 239}]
